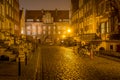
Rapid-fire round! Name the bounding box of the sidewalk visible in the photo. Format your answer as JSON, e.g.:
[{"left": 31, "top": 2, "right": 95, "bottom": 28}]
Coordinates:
[
  {"left": 71, "top": 46, "right": 120, "bottom": 62},
  {"left": 98, "top": 54, "right": 120, "bottom": 62},
  {"left": 0, "top": 62, "right": 18, "bottom": 80},
  {"left": 0, "top": 48, "right": 39, "bottom": 80}
]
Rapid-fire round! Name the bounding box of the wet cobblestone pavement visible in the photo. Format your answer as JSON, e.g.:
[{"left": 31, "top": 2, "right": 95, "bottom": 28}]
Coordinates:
[{"left": 37, "top": 46, "right": 120, "bottom": 80}]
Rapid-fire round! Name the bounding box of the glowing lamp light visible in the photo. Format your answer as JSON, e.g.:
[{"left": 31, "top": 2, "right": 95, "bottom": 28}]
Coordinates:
[
  {"left": 62, "top": 35, "right": 66, "bottom": 38},
  {"left": 67, "top": 29, "right": 71, "bottom": 33}
]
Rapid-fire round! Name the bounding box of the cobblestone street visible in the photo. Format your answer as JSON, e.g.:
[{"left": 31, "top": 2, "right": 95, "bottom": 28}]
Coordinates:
[{"left": 37, "top": 46, "right": 120, "bottom": 80}]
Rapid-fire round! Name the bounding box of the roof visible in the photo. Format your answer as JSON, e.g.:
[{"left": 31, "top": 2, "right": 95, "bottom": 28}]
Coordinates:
[{"left": 25, "top": 9, "right": 69, "bottom": 22}]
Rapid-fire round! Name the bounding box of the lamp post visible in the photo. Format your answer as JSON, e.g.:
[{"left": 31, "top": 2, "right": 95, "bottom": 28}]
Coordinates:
[{"left": 67, "top": 29, "right": 71, "bottom": 46}]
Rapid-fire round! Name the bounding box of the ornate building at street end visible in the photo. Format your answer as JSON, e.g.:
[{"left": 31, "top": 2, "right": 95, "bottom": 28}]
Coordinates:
[
  {"left": 25, "top": 9, "right": 70, "bottom": 44},
  {"left": 71, "top": 0, "right": 120, "bottom": 52}
]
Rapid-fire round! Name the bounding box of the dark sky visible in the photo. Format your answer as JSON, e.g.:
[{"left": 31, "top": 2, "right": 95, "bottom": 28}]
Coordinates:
[{"left": 19, "top": 0, "right": 70, "bottom": 10}]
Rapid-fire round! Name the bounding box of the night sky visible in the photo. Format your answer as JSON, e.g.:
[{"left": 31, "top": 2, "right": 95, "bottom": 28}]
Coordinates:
[{"left": 19, "top": 0, "right": 70, "bottom": 10}]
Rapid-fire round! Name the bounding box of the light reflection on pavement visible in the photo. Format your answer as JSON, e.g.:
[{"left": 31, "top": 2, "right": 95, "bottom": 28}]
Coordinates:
[{"left": 37, "top": 46, "right": 120, "bottom": 80}]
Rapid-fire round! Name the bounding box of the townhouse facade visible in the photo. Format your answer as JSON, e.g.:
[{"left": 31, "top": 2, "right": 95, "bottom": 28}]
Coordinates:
[
  {"left": 25, "top": 9, "right": 70, "bottom": 44},
  {"left": 0, "top": 0, "right": 20, "bottom": 45},
  {"left": 4, "top": 0, "right": 20, "bottom": 35},
  {"left": 0, "top": 0, "right": 5, "bottom": 40},
  {"left": 71, "top": 0, "right": 120, "bottom": 52}
]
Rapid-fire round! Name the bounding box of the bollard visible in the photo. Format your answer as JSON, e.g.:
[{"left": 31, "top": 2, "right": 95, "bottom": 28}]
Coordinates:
[
  {"left": 90, "top": 44, "right": 94, "bottom": 59},
  {"left": 90, "top": 49, "right": 94, "bottom": 59},
  {"left": 18, "top": 58, "right": 21, "bottom": 76},
  {"left": 25, "top": 53, "right": 27, "bottom": 66}
]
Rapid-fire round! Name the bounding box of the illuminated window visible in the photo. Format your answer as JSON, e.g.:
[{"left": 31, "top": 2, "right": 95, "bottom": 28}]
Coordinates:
[
  {"left": 57, "top": 26, "right": 61, "bottom": 30},
  {"left": 63, "top": 19, "right": 69, "bottom": 22},
  {"left": 27, "top": 19, "right": 33, "bottom": 22},
  {"left": 32, "top": 27, "right": 36, "bottom": 35},
  {"left": 101, "top": 23, "right": 105, "bottom": 34},
  {"left": 48, "top": 26, "right": 51, "bottom": 30},
  {"left": 53, "top": 26, "right": 56, "bottom": 29},
  {"left": 38, "top": 26, "right": 42, "bottom": 34},
  {"left": 43, "top": 31, "right": 45, "bottom": 34},
  {"left": 48, "top": 31, "right": 50, "bottom": 34},
  {"left": 36, "top": 19, "right": 39, "bottom": 21},
  {"left": 106, "top": 22, "right": 109, "bottom": 33},
  {"left": 43, "top": 26, "right": 46, "bottom": 30},
  {"left": 58, "top": 31, "right": 61, "bottom": 34},
  {"left": 6, "top": 5, "right": 8, "bottom": 15},
  {"left": 27, "top": 26, "right": 31, "bottom": 30},
  {"left": 43, "top": 12, "right": 53, "bottom": 23},
  {"left": 21, "top": 27, "right": 25, "bottom": 34},
  {"left": 59, "top": 19, "right": 62, "bottom": 22},
  {"left": 27, "top": 31, "right": 31, "bottom": 35}
]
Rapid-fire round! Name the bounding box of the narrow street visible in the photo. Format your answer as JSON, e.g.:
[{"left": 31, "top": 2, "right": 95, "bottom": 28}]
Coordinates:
[{"left": 35, "top": 46, "right": 120, "bottom": 80}]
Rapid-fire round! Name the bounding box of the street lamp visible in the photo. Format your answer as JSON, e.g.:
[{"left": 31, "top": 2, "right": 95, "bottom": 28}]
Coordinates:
[
  {"left": 67, "top": 29, "right": 71, "bottom": 37},
  {"left": 62, "top": 35, "right": 66, "bottom": 39},
  {"left": 67, "top": 29, "right": 71, "bottom": 33}
]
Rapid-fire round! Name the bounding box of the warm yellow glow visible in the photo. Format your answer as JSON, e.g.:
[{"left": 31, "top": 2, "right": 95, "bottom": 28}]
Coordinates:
[
  {"left": 62, "top": 35, "right": 66, "bottom": 38},
  {"left": 67, "top": 29, "right": 71, "bottom": 33},
  {"left": 21, "top": 29, "right": 24, "bottom": 34}
]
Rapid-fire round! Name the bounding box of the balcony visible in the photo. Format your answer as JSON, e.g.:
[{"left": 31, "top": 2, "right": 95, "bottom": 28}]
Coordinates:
[
  {"left": 79, "top": 33, "right": 101, "bottom": 41},
  {"left": 109, "top": 34, "right": 120, "bottom": 40}
]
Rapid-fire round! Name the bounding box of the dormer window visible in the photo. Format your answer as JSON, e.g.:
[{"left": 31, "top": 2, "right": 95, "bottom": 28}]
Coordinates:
[{"left": 42, "top": 12, "right": 53, "bottom": 23}]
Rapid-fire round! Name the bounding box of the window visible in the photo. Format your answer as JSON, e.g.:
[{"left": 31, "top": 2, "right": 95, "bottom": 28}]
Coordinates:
[
  {"left": 110, "top": 45, "right": 113, "bottom": 50},
  {"left": 27, "top": 31, "right": 31, "bottom": 35},
  {"left": 42, "top": 12, "right": 53, "bottom": 23},
  {"left": 27, "top": 26, "right": 31, "bottom": 30},
  {"left": 53, "top": 26, "right": 56, "bottom": 29},
  {"left": 43, "top": 26, "right": 46, "bottom": 30},
  {"left": 43, "top": 31, "right": 46, "bottom": 34},
  {"left": 48, "top": 31, "right": 50, "bottom": 34},
  {"left": 101, "top": 23, "right": 105, "bottom": 34},
  {"left": 32, "top": 26, "right": 36, "bottom": 35},
  {"left": 59, "top": 19, "right": 62, "bottom": 22},
  {"left": 106, "top": 22, "right": 109, "bottom": 33},
  {"left": 36, "top": 19, "right": 39, "bottom": 21},
  {"left": 6, "top": 5, "right": 8, "bottom": 15},
  {"left": 58, "top": 31, "right": 61, "bottom": 34},
  {"left": 38, "top": 26, "right": 42, "bottom": 34},
  {"left": 27, "top": 19, "right": 33, "bottom": 22},
  {"left": 57, "top": 26, "right": 61, "bottom": 30},
  {"left": 63, "top": 19, "right": 69, "bottom": 22},
  {"left": 48, "top": 26, "right": 51, "bottom": 30}
]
